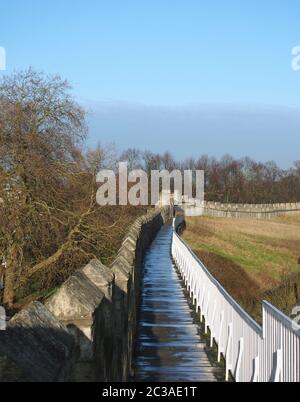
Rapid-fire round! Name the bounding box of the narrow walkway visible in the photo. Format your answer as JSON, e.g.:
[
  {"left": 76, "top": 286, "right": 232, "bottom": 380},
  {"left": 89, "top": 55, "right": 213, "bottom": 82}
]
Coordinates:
[{"left": 134, "top": 225, "right": 220, "bottom": 382}]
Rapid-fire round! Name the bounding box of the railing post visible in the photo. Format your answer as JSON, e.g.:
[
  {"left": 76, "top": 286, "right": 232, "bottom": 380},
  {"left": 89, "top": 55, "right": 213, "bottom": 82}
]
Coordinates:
[
  {"left": 235, "top": 337, "right": 244, "bottom": 382},
  {"left": 251, "top": 356, "right": 259, "bottom": 382},
  {"left": 225, "top": 323, "right": 233, "bottom": 381},
  {"left": 200, "top": 286, "right": 205, "bottom": 323},
  {"left": 218, "top": 310, "right": 224, "bottom": 363},
  {"left": 204, "top": 292, "right": 210, "bottom": 334},
  {"left": 210, "top": 300, "right": 217, "bottom": 347},
  {"left": 274, "top": 349, "right": 283, "bottom": 382}
]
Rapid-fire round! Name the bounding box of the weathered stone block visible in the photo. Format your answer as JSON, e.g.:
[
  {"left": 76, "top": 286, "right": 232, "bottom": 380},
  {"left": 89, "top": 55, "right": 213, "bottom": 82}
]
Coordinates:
[
  {"left": 81, "top": 259, "right": 114, "bottom": 301},
  {"left": 46, "top": 271, "right": 104, "bottom": 321},
  {"left": 45, "top": 270, "right": 106, "bottom": 369},
  {"left": 0, "top": 302, "right": 76, "bottom": 382}
]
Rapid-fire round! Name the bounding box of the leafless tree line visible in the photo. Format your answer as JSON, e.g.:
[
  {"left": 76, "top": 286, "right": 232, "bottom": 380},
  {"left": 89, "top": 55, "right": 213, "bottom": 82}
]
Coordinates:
[{"left": 119, "top": 149, "right": 300, "bottom": 204}]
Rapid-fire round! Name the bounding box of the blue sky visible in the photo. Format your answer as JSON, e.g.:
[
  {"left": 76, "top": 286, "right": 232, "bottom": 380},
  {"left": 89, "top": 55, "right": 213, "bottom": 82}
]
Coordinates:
[{"left": 1, "top": 0, "right": 300, "bottom": 166}]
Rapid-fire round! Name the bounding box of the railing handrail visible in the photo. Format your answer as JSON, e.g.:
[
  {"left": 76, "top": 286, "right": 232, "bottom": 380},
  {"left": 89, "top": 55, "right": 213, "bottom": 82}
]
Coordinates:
[
  {"left": 263, "top": 300, "right": 300, "bottom": 334},
  {"left": 174, "top": 232, "right": 263, "bottom": 335},
  {"left": 171, "top": 229, "right": 300, "bottom": 382},
  {"left": 204, "top": 206, "right": 300, "bottom": 214}
]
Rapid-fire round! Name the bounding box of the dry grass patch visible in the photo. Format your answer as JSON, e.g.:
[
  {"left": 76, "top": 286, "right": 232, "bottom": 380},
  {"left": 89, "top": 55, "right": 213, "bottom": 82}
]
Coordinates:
[{"left": 182, "top": 214, "right": 300, "bottom": 322}]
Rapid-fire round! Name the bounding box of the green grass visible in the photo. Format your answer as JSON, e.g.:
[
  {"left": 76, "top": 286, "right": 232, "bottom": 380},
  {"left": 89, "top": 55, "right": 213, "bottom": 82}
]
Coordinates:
[{"left": 182, "top": 215, "right": 300, "bottom": 322}]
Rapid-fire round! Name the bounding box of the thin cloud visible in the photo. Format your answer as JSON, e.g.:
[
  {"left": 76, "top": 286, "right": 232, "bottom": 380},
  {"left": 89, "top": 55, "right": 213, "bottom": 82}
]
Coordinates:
[{"left": 84, "top": 100, "right": 300, "bottom": 168}]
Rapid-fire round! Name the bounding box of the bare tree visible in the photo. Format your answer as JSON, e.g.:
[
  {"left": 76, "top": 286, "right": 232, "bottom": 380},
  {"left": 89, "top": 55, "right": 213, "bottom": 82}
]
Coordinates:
[
  {"left": 120, "top": 148, "right": 142, "bottom": 170},
  {"left": 0, "top": 68, "right": 87, "bottom": 308},
  {"left": 86, "top": 142, "right": 119, "bottom": 173}
]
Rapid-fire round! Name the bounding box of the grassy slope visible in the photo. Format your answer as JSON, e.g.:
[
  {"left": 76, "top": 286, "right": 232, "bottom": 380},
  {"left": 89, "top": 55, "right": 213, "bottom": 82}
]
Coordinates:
[{"left": 182, "top": 214, "right": 300, "bottom": 323}]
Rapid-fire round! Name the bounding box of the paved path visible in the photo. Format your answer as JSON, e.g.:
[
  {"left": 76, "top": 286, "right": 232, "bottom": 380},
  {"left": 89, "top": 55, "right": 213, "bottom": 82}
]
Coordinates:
[{"left": 134, "top": 225, "right": 221, "bottom": 382}]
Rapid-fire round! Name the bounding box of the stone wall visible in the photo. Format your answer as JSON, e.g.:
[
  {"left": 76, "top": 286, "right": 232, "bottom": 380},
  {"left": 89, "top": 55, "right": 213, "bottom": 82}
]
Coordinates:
[
  {"left": 203, "top": 201, "right": 300, "bottom": 219},
  {"left": 0, "top": 206, "right": 172, "bottom": 382}
]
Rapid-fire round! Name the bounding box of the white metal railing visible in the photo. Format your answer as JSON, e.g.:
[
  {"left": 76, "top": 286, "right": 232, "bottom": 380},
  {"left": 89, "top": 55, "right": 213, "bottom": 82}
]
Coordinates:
[{"left": 171, "top": 230, "right": 300, "bottom": 382}]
